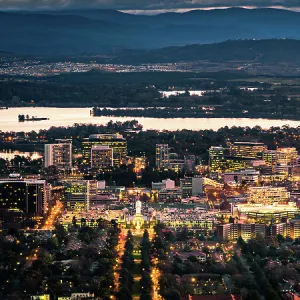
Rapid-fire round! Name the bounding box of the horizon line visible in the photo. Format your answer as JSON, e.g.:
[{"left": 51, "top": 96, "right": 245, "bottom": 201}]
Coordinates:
[
  {"left": 120, "top": 6, "right": 300, "bottom": 15},
  {"left": 1, "top": 5, "right": 300, "bottom": 14}
]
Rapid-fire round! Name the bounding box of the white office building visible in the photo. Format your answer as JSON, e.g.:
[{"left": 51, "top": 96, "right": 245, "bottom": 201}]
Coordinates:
[{"left": 44, "top": 140, "right": 72, "bottom": 169}]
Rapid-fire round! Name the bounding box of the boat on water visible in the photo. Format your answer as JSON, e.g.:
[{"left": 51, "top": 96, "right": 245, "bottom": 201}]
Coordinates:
[{"left": 18, "top": 114, "right": 49, "bottom": 122}]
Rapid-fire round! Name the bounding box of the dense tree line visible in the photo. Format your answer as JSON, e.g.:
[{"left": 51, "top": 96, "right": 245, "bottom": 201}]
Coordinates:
[
  {"left": 140, "top": 230, "right": 152, "bottom": 300},
  {"left": 0, "top": 220, "right": 120, "bottom": 299},
  {"left": 117, "top": 230, "right": 135, "bottom": 300},
  {"left": 0, "top": 70, "right": 275, "bottom": 108},
  {"left": 238, "top": 236, "right": 282, "bottom": 300}
]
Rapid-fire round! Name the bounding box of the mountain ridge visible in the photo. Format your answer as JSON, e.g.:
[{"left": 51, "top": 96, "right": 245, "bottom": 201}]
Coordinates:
[
  {"left": 1, "top": 8, "right": 300, "bottom": 55},
  {"left": 109, "top": 39, "right": 300, "bottom": 64}
]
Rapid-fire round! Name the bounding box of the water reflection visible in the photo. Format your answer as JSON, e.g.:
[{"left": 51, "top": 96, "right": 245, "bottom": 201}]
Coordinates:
[{"left": 0, "top": 107, "right": 299, "bottom": 132}]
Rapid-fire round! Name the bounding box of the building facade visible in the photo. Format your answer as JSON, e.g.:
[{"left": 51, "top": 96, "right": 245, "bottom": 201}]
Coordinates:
[
  {"left": 155, "top": 144, "right": 169, "bottom": 169},
  {"left": 91, "top": 145, "right": 113, "bottom": 170},
  {"left": 0, "top": 176, "right": 49, "bottom": 215},
  {"left": 82, "top": 134, "right": 127, "bottom": 168},
  {"left": 44, "top": 141, "right": 72, "bottom": 170},
  {"left": 230, "top": 142, "right": 266, "bottom": 159},
  {"left": 247, "top": 186, "right": 290, "bottom": 204},
  {"left": 209, "top": 146, "right": 226, "bottom": 173},
  {"left": 217, "top": 223, "right": 267, "bottom": 241},
  {"left": 277, "top": 147, "right": 298, "bottom": 166},
  {"left": 63, "top": 180, "right": 98, "bottom": 211},
  {"left": 180, "top": 177, "right": 204, "bottom": 198}
]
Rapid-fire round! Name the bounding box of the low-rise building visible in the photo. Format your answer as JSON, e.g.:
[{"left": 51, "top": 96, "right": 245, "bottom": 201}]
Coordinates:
[
  {"left": 247, "top": 186, "right": 290, "bottom": 204},
  {"left": 217, "top": 223, "right": 267, "bottom": 241},
  {"left": 158, "top": 188, "right": 182, "bottom": 203},
  {"left": 152, "top": 179, "right": 175, "bottom": 191}
]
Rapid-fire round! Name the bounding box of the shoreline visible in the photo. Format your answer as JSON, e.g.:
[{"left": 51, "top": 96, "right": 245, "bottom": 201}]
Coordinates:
[{"left": 3, "top": 106, "right": 300, "bottom": 122}]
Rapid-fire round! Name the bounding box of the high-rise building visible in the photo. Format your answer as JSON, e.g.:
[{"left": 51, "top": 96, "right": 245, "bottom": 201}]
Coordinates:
[
  {"left": 63, "top": 180, "right": 98, "bottom": 211},
  {"left": 91, "top": 145, "right": 113, "bottom": 170},
  {"left": 155, "top": 144, "right": 169, "bottom": 169},
  {"left": 247, "top": 186, "right": 290, "bottom": 204},
  {"left": 0, "top": 174, "right": 49, "bottom": 215},
  {"left": 82, "top": 134, "right": 127, "bottom": 168},
  {"left": 209, "top": 146, "right": 226, "bottom": 173},
  {"left": 230, "top": 142, "right": 266, "bottom": 159},
  {"left": 44, "top": 140, "right": 72, "bottom": 169}
]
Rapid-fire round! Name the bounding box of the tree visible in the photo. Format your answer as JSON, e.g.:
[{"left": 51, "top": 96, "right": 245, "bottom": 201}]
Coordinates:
[
  {"left": 202, "top": 246, "right": 210, "bottom": 254},
  {"left": 163, "top": 289, "right": 181, "bottom": 300},
  {"left": 54, "top": 224, "right": 67, "bottom": 243},
  {"left": 47, "top": 236, "right": 59, "bottom": 250},
  {"left": 72, "top": 216, "right": 77, "bottom": 227},
  {"left": 117, "top": 285, "right": 132, "bottom": 300},
  {"left": 125, "top": 240, "right": 134, "bottom": 253},
  {"left": 176, "top": 227, "right": 189, "bottom": 241},
  {"left": 140, "top": 272, "right": 152, "bottom": 293},
  {"left": 140, "top": 293, "right": 151, "bottom": 300},
  {"left": 81, "top": 218, "right": 86, "bottom": 227},
  {"left": 276, "top": 234, "right": 285, "bottom": 244}
]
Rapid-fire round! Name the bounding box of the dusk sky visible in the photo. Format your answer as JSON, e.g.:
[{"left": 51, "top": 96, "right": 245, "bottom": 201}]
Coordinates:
[{"left": 0, "top": 0, "right": 299, "bottom": 11}]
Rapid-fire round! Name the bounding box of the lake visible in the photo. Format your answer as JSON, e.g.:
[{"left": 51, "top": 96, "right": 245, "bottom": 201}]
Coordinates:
[{"left": 0, "top": 107, "right": 300, "bottom": 132}]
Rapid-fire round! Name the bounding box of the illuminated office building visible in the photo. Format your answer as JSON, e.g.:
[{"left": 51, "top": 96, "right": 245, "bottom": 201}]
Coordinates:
[
  {"left": 180, "top": 176, "right": 204, "bottom": 198},
  {"left": 158, "top": 188, "right": 182, "bottom": 203},
  {"left": 217, "top": 223, "right": 267, "bottom": 241},
  {"left": 64, "top": 180, "right": 98, "bottom": 211},
  {"left": 156, "top": 144, "right": 169, "bottom": 169},
  {"left": 91, "top": 145, "right": 113, "bottom": 170},
  {"left": 289, "top": 219, "right": 300, "bottom": 239},
  {"left": 209, "top": 146, "right": 227, "bottom": 173},
  {"left": 168, "top": 159, "right": 185, "bottom": 173},
  {"left": 0, "top": 175, "right": 49, "bottom": 215},
  {"left": 271, "top": 223, "right": 287, "bottom": 237},
  {"left": 270, "top": 219, "right": 300, "bottom": 239},
  {"left": 247, "top": 186, "right": 290, "bottom": 204},
  {"left": 277, "top": 147, "right": 298, "bottom": 165},
  {"left": 136, "top": 157, "right": 147, "bottom": 177},
  {"left": 44, "top": 140, "right": 72, "bottom": 169},
  {"left": 274, "top": 164, "right": 292, "bottom": 176},
  {"left": 223, "top": 169, "right": 259, "bottom": 185},
  {"left": 292, "top": 165, "right": 300, "bottom": 177},
  {"left": 224, "top": 156, "right": 254, "bottom": 173},
  {"left": 82, "top": 134, "right": 127, "bottom": 168},
  {"left": 230, "top": 142, "right": 266, "bottom": 159},
  {"left": 263, "top": 150, "right": 277, "bottom": 170},
  {"left": 234, "top": 203, "right": 298, "bottom": 224},
  {"left": 209, "top": 145, "right": 257, "bottom": 173}
]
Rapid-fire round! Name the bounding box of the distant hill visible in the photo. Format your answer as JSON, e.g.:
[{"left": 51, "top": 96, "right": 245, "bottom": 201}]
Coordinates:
[
  {"left": 1, "top": 8, "right": 300, "bottom": 55},
  {"left": 113, "top": 39, "right": 300, "bottom": 64}
]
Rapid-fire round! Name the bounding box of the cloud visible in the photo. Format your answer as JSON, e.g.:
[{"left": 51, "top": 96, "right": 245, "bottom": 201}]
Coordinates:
[{"left": 0, "top": 0, "right": 299, "bottom": 10}]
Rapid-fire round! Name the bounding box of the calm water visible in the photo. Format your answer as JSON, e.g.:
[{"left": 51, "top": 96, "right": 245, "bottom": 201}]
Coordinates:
[{"left": 0, "top": 107, "right": 300, "bottom": 132}]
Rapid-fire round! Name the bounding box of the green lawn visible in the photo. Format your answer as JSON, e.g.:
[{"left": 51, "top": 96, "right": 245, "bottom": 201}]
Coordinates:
[{"left": 132, "top": 233, "right": 142, "bottom": 298}]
